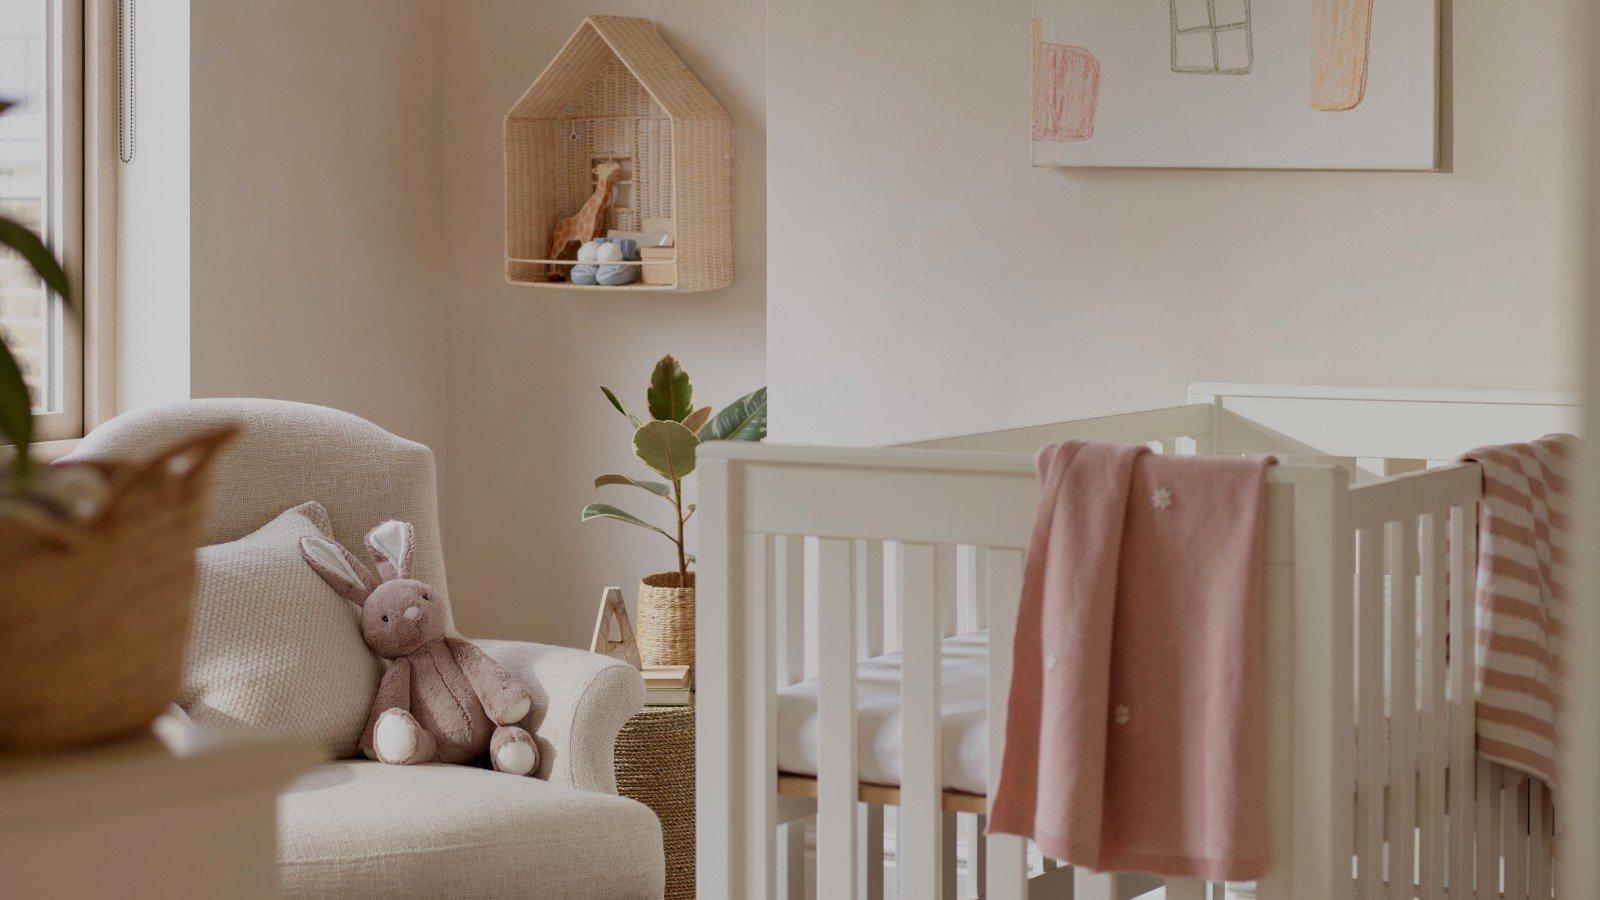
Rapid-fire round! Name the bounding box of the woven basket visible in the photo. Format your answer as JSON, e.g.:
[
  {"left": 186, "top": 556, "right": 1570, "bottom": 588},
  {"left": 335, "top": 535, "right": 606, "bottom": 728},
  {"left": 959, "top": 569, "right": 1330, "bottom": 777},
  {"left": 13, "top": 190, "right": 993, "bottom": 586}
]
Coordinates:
[
  {"left": 0, "top": 427, "right": 234, "bottom": 750},
  {"left": 637, "top": 571, "right": 694, "bottom": 676},
  {"left": 615, "top": 705, "right": 695, "bottom": 899},
  {"left": 504, "top": 15, "right": 733, "bottom": 292}
]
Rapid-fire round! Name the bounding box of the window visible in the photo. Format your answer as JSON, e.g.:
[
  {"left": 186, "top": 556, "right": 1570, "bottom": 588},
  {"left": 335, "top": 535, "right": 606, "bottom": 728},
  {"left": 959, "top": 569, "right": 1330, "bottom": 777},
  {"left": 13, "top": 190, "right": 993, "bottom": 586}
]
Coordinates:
[{"left": 0, "top": 0, "right": 84, "bottom": 442}]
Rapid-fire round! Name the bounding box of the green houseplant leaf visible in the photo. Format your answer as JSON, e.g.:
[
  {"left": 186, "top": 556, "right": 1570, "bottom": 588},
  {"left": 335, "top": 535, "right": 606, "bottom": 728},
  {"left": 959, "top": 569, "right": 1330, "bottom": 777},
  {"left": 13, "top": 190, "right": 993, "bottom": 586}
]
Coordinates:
[
  {"left": 682, "top": 405, "right": 712, "bottom": 435},
  {"left": 580, "top": 502, "right": 672, "bottom": 539},
  {"left": 646, "top": 354, "right": 693, "bottom": 422},
  {"left": 0, "top": 339, "right": 33, "bottom": 484},
  {"left": 0, "top": 218, "right": 72, "bottom": 311},
  {"left": 600, "top": 385, "right": 643, "bottom": 429},
  {"left": 633, "top": 419, "right": 698, "bottom": 482},
  {"left": 593, "top": 473, "right": 673, "bottom": 501},
  {"left": 701, "top": 387, "right": 768, "bottom": 442}
]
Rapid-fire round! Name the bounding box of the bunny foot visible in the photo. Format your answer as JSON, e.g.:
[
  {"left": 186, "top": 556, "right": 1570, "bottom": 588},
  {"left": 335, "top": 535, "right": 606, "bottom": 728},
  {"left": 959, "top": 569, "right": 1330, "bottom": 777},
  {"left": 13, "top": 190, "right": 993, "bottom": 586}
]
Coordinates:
[
  {"left": 373, "top": 708, "right": 436, "bottom": 765},
  {"left": 490, "top": 725, "right": 539, "bottom": 776}
]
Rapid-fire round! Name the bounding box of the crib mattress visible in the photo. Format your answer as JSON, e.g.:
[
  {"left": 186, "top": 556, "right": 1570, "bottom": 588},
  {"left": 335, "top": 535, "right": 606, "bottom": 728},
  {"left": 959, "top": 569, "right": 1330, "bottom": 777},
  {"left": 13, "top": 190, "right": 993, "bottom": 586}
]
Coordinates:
[
  {"left": 776, "top": 631, "right": 991, "bottom": 795},
  {"left": 775, "top": 628, "right": 1448, "bottom": 796}
]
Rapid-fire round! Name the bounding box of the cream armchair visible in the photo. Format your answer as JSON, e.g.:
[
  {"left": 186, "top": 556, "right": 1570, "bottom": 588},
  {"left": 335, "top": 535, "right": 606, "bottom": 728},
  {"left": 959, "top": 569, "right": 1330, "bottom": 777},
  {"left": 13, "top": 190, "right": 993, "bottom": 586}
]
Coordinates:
[{"left": 69, "top": 399, "right": 664, "bottom": 898}]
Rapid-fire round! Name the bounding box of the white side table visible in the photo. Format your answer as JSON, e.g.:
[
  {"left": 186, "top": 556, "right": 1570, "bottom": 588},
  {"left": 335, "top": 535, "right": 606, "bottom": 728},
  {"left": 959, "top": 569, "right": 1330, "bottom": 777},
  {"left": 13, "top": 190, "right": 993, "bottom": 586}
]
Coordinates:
[{"left": 0, "top": 730, "right": 321, "bottom": 898}]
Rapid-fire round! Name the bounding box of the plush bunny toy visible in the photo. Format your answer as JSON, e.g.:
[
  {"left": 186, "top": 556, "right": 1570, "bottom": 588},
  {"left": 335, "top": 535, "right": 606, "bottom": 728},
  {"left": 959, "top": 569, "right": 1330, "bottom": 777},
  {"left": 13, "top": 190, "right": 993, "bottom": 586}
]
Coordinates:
[{"left": 299, "top": 521, "right": 540, "bottom": 776}]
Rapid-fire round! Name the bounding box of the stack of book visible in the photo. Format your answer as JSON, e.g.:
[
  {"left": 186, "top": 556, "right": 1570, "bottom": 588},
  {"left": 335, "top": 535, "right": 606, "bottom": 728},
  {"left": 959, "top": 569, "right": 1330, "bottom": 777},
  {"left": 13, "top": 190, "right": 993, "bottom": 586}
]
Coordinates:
[{"left": 642, "top": 664, "right": 692, "bottom": 706}]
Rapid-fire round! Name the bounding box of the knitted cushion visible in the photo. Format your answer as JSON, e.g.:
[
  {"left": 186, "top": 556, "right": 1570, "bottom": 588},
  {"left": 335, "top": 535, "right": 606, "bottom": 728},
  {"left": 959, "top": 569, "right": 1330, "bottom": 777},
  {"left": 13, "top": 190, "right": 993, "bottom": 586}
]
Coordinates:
[{"left": 181, "top": 501, "right": 379, "bottom": 757}]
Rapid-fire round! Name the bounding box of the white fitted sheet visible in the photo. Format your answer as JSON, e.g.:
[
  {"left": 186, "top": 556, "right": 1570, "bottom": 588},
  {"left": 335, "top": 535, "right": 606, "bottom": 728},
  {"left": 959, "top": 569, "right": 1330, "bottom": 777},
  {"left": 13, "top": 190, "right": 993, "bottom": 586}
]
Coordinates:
[
  {"left": 773, "top": 619, "right": 1449, "bottom": 797},
  {"left": 775, "top": 631, "right": 991, "bottom": 795}
]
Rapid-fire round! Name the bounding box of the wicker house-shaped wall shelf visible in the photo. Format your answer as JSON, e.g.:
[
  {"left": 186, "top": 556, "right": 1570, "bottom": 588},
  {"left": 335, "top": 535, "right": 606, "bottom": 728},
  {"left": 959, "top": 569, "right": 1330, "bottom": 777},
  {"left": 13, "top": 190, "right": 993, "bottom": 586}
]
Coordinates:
[{"left": 504, "top": 16, "right": 733, "bottom": 292}]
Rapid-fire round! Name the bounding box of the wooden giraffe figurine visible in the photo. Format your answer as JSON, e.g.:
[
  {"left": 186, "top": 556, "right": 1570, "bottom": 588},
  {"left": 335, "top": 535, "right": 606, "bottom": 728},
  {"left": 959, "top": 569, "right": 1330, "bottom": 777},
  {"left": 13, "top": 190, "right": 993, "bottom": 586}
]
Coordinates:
[{"left": 547, "top": 160, "right": 625, "bottom": 278}]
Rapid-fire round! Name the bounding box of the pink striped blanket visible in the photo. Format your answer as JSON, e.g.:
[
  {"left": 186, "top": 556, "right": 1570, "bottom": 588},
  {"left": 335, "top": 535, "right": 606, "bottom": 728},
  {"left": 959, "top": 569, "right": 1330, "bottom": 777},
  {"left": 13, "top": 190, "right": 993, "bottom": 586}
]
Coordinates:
[{"left": 1460, "top": 435, "right": 1576, "bottom": 792}]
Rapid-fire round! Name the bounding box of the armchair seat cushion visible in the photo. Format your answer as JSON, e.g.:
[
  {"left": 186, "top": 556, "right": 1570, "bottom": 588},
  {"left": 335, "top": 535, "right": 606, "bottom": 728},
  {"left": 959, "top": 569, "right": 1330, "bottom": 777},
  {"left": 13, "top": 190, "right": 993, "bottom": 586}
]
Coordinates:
[{"left": 278, "top": 761, "right": 664, "bottom": 898}]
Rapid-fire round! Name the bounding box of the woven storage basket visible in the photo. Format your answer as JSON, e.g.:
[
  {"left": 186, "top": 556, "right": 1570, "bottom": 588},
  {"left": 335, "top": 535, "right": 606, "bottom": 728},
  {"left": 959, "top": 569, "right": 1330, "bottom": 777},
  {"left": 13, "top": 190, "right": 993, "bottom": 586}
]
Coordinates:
[
  {"left": 0, "top": 427, "right": 233, "bottom": 750},
  {"left": 637, "top": 571, "right": 694, "bottom": 675},
  {"left": 615, "top": 704, "right": 695, "bottom": 899}
]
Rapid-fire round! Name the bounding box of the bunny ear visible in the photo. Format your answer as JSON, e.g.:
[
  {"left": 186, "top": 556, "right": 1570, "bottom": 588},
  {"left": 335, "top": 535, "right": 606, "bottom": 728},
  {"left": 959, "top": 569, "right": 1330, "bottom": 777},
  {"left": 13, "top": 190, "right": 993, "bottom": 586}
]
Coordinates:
[
  {"left": 365, "top": 520, "right": 415, "bottom": 581},
  {"left": 300, "top": 536, "right": 379, "bottom": 604}
]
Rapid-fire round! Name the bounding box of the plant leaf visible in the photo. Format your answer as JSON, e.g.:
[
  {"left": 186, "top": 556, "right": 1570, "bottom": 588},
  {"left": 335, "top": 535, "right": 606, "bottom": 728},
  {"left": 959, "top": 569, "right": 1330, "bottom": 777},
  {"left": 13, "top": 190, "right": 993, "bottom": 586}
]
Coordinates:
[
  {"left": 580, "top": 502, "right": 671, "bottom": 539},
  {"left": 0, "top": 216, "right": 73, "bottom": 312},
  {"left": 594, "top": 473, "right": 673, "bottom": 501},
  {"left": 701, "top": 387, "right": 767, "bottom": 442},
  {"left": 682, "top": 405, "right": 712, "bottom": 435},
  {"left": 0, "top": 339, "right": 34, "bottom": 489},
  {"left": 646, "top": 354, "right": 693, "bottom": 422},
  {"left": 633, "top": 419, "right": 698, "bottom": 482},
  {"left": 600, "top": 385, "right": 643, "bottom": 429}
]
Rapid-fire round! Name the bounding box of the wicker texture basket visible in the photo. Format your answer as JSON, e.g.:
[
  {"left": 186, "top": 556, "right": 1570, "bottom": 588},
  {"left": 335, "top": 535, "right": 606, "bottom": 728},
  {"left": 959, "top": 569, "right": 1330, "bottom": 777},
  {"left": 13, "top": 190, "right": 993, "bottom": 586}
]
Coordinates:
[
  {"left": 637, "top": 571, "right": 694, "bottom": 675},
  {"left": 504, "top": 15, "right": 732, "bottom": 292},
  {"left": 0, "top": 428, "right": 233, "bottom": 749},
  {"left": 615, "top": 704, "right": 695, "bottom": 899}
]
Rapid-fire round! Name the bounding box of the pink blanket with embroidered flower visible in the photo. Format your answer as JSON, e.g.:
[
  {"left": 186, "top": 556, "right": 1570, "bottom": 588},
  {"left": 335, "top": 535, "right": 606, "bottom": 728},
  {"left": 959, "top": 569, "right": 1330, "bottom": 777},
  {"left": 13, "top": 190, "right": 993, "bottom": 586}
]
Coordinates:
[{"left": 988, "top": 441, "right": 1274, "bottom": 882}]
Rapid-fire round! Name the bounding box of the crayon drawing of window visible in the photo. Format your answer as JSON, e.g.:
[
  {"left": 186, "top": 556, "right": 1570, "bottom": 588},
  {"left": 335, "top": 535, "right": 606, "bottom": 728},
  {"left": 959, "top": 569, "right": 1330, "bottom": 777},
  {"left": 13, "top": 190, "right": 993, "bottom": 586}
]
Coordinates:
[{"left": 1170, "top": 0, "right": 1253, "bottom": 75}]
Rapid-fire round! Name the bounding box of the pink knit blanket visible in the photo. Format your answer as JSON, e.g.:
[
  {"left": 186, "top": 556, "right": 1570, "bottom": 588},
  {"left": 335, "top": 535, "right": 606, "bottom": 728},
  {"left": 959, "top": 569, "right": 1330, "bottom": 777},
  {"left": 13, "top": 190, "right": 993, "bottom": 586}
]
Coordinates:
[
  {"left": 1460, "top": 435, "right": 1576, "bottom": 792},
  {"left": 988, "top": 441, "right": 1274, "bottom": 882}
]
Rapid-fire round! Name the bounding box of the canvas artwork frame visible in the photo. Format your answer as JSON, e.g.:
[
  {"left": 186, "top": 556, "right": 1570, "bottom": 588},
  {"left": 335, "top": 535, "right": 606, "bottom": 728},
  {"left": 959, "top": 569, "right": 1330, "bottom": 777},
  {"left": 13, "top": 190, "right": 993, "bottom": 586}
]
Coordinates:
[{"left": 1031, "top": 0, "right": 1440, "bottom": 170}]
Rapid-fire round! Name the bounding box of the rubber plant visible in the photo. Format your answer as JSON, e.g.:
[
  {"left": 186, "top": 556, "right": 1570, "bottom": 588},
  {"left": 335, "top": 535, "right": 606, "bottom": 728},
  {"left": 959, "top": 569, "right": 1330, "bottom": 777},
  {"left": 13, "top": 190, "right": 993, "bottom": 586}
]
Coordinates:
[
  {"left": 582, "top": 354, "right": 767, "bottom": 584},
  {"left": 0, "top": 99, "right": 76, "bottom": 497}
]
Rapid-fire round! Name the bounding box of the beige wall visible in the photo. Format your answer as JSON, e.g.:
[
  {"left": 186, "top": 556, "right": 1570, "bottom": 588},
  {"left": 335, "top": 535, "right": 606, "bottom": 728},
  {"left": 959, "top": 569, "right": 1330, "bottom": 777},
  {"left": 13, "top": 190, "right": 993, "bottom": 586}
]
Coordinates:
[
  {"left": 440, "top": 2, "right": 766, "bottom": 645},
  {"left": 767, "top": 1, "right": 1593, "bottom": 446},
  {"left": 187, "top": 0, "right": 450, "bottom": 454}
]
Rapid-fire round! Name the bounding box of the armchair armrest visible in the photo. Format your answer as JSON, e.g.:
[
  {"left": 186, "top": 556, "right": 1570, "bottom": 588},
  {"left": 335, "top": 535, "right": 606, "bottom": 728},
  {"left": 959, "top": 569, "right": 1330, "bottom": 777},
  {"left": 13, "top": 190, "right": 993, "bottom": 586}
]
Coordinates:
[{"left": 472, "top": 639, "right": 644, "bottom": 794}]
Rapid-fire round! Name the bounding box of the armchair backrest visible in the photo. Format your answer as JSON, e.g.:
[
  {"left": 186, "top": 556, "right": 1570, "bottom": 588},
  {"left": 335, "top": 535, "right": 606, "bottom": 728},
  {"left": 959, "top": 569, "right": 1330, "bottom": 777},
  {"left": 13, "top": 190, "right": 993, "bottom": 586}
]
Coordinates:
[{"left": 67, "top": 398, "right": 453, "bottom": 624}]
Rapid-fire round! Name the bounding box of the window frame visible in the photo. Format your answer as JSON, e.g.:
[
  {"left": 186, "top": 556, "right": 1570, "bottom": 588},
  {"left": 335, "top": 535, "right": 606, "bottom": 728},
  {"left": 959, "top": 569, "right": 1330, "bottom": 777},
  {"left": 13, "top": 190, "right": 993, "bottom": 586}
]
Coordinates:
[
  {"left": 27, "top": 0, "right": 86, "bottom": 443},
  {"left": 21, "top": 0, "right": 116, "bottom": 451}
]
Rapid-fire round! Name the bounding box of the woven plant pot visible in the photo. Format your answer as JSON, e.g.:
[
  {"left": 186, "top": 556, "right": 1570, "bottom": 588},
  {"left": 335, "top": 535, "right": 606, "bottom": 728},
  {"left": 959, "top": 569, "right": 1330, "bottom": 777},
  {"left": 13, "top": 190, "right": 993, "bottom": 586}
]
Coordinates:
[
  {"left": 637, "top": 571, "right": 695, "bottom": 676},
  {"left": 615, "top": 705, "right": 695, "bottom": 899},
  {"left": 0, "top": 427, "right": 233, "bottom": 750}
]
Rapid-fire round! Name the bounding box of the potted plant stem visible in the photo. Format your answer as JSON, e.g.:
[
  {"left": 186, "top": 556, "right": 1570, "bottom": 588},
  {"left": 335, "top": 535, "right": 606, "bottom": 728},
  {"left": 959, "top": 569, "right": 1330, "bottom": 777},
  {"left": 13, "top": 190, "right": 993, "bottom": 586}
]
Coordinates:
[{"left": 581, "top": 354, "right": 767, "bottom": 675}]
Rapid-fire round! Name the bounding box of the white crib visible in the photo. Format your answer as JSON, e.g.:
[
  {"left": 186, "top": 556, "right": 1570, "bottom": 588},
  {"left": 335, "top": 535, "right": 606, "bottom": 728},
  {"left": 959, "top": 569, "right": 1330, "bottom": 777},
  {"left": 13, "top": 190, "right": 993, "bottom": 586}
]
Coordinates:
[{"left": 695, "top": 384, "right": 1580, "bottom": 899}]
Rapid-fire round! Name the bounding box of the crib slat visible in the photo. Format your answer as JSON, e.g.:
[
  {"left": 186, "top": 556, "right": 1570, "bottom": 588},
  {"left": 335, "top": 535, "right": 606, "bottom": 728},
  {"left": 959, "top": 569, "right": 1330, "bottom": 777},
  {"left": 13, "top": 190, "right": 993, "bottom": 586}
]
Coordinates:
[
  {"left": 1417, "top": 511, "right": 1448, "bottom": 900},
  {"left": 1357, "top": 526, "right": 1385, "bottom": 900},
  {"left": 1476, "top": 762, "right": 1501, "bottom": 898},
  {"left": 812, "top": 536, "right": 858, "bottom": 897},
  {"left": 900, "top": 542, "right": 944, "bottom": 898},
  {"left": 937, "top": 543, "right": 959, "bottom": 638},
  {"left": 984, "top": 548, "right": 1029, "bottom": 900},
  {"left": 775, "top": 535, "right": 806, "bottom": 688},
  {"left": 956, "top": 544, "right": 987, "bottom": 633},
  {"left": 856, "top": 539, "right": 885, "bottom": 660},
  {"left": 1529, "top": 780, "right": 1548, "bottom": 898},
  {"left": 1447, "top": 505, "right": 1478, "bottom": 896},
  {"left": 855, "top": 539, "right": 887, "bottom": 900},
  {"left": 1387, "top": 517, "right": 1417, "bottom": 900},
  {"left": 737, "top": 533, "right": 777, "bottom": 900},
  {"left": 884, "top": 541, "right": 904, "bottom": 654},
  {"left": 1289, "top": 475, "right": 1354, "bottom": 899}
]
